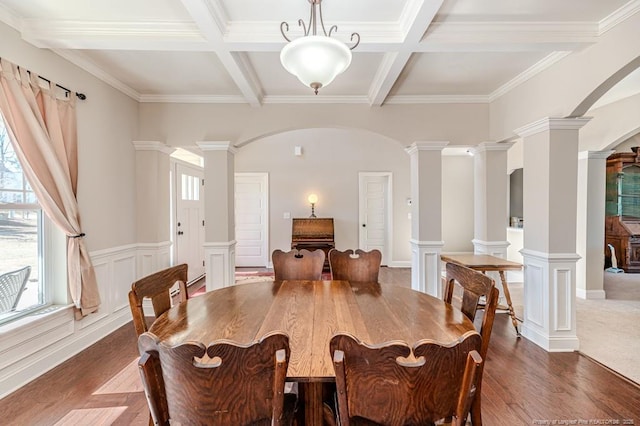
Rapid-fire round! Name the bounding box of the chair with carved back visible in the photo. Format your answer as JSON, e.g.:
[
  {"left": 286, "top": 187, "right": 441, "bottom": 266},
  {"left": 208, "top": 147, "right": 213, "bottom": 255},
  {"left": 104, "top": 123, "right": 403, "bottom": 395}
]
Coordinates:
[
  {"left": 0, "top": 265, "right": 31, "bottom": 314},
  {"left": 137, "top": 330, "right": 296, "bottom": 425},
  {"left": 128, "top": 264, "right": 188, "bottom": 337},
  {"left": 272, "top": 249, "right": 325, "bottom": 281},
  {"left": 328, "top": 249, "right": 382, "bottom": 282},
  {"left": 444, "top": 261, "right": 499, "bottom": 425},
  {"left": 330, "top": 331, "right": 483, "bottom": 426}
]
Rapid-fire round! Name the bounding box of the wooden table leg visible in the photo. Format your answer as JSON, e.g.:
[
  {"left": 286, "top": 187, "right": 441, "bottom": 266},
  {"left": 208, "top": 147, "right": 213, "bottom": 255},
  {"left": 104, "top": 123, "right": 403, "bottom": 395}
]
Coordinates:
[
  {"left": 302, "top": 382, "right": 324, "bottom": 426},
  {"left": 498, "top": 271, "right": 520, "bottom": 336}
]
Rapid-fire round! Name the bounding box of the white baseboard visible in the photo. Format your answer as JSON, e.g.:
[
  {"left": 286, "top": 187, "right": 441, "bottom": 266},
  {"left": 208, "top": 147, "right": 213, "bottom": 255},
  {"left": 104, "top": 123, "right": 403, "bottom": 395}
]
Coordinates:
[
  {"left": 0, "top": 308, "right": 131, "bottom": 399},
  {"left": 576, "top": 288, "right": 606, "bottom": 300}
]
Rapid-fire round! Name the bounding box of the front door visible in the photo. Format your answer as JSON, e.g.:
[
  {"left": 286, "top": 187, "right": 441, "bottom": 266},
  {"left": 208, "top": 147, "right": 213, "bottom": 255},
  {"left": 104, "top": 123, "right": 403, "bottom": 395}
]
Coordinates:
[
  {"left": 175, "top": 162, "right": 205, "bottom": 281},
  {"left": 359, "top": 172, "right": 391, "bottom": 266}
]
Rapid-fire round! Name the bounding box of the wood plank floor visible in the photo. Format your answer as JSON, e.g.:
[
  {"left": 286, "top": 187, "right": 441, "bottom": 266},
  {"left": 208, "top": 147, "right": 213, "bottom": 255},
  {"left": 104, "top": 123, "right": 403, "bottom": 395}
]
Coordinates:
[{"left": 1, "top": 268, "right": 639, "bottom": 425}]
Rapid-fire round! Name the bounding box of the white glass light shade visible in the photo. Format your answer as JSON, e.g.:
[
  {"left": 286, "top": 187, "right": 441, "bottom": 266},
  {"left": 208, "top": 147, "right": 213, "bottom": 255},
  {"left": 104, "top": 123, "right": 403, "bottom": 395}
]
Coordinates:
[
  {"left": 280, "top": 35, "right": 352, "bottom": 92},
  {"left": 308, "top": 194, "right": 318, "bottom": 204}
]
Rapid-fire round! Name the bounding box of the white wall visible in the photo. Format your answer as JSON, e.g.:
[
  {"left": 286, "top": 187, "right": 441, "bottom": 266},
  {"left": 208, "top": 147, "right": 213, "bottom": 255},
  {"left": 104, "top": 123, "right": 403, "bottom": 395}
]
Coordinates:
[
  {"left": 442, "top": 154, "right": 475, "bottom": 253},
  {"left": 138, "top": 102, "right": 490, "bottom": 148},
  {"left": 234, "top": 128, "right": 476, "bottom": 263},
  {"left": 235, "top": 128, "right": 413, "bottom": 264}
]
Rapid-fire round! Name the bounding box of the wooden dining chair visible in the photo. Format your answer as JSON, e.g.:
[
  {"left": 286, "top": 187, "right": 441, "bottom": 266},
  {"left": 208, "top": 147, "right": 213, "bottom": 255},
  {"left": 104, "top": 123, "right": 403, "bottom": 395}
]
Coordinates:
[
  {"left": 330, "top": 331, "right": 483, "bottom": 426},
  {"left": 128, "top": 264, "right": 189, "bottom": 337},
  {"left": 328, "top": 249, "right": 382, "bottom": 282},
  {"left": 272, "top": 249, "right": 325, "bottom": 281},
  {"left": 137, "top": 330, "right": 297, "bottom": 425},
  {"left": 444, "top": 261, "right": 499, "bottom": 426}
]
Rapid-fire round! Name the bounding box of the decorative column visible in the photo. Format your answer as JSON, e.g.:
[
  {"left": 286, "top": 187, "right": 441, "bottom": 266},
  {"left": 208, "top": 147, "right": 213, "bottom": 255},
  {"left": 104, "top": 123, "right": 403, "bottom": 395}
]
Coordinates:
[
  {"left": 132, "top": 141, "right": 174, "bottom": 276},
  {"left": 514, "top": 117, "right": 590, "bottom": 352},
  {"left": 472, "top": 141, "right": 514, "bottom": 256},
  {"left": 197, "top": 141, "right": 237, "bottom": 291},
  {"left": 406, "top": 141, "right": 448, "bottom": 297},
  {"left": 471, "top": 142, "right": 514, "bottom": 296},
  {"left": 576, "top": 150, "right": 613, "bottom": 299}
]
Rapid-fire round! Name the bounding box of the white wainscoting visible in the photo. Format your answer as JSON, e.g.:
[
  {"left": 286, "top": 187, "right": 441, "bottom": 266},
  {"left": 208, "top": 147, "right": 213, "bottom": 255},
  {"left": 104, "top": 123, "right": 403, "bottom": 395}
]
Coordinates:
[{"left": 0, "top": 242, "right": 171, "bottom": 399}]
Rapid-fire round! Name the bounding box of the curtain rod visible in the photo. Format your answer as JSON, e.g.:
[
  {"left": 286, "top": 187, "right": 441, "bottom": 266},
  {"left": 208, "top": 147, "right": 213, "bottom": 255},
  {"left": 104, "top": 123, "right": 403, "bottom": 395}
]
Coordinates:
[
  {"left": 0, "top": 58, "right": 87, "bottom": 100},
  {"left": 30, "top": 72, "right": 87, "bottom": 100}
]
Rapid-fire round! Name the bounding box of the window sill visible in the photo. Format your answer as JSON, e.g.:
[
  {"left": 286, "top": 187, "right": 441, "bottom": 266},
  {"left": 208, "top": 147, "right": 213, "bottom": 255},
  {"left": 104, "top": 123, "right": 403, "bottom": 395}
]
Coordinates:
[{"left": 0, "top": 304, "right": 73, "bottom": 336}]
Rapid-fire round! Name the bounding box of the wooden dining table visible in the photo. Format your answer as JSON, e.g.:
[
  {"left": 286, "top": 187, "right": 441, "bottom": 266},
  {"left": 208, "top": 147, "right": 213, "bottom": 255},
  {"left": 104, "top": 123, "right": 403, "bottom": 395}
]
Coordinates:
[{"left": 148, "top": 279, "right": 478, "bottom": 426}]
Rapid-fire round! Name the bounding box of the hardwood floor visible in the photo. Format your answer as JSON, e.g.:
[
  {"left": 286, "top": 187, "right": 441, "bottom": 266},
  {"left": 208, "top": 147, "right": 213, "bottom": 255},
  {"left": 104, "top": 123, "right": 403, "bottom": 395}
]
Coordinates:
[{"left": 1, "top": 268, "right": 639, "bottom": 425}]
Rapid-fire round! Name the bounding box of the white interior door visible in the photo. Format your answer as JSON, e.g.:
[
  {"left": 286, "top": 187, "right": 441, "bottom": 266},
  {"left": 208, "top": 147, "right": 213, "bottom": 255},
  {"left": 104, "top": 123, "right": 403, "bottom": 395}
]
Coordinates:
[
  {"left": 235, "top": 173, "right": 269, "bottom": 267},
  {"left": 175, "top": 162, "right": 205, "bottom": 281},
  {"left": 359, "top": 172, "right": 391, "bottom": 266}
]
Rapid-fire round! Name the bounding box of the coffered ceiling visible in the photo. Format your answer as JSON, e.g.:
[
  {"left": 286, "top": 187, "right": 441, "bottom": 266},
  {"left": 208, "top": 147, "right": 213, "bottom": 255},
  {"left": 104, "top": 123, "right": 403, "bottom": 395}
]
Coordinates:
[{"left": 0, "top": 0, "right": 638, "bottom": 107}]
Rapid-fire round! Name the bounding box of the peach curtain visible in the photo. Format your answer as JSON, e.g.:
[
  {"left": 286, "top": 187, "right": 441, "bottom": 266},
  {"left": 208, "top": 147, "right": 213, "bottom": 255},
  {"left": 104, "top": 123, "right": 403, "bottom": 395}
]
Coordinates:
[{"left": 0, "top": 58, "right": 100, "bottom": 318}]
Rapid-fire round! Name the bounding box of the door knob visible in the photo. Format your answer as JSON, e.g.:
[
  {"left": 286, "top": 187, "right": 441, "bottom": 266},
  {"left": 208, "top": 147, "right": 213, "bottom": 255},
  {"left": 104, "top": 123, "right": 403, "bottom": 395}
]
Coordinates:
[
  {"left": 177, "top": 231, "right": 184, "bottom": 235},
  {"left": 362, "top": 224, "right": 366, "bottom": 227}
]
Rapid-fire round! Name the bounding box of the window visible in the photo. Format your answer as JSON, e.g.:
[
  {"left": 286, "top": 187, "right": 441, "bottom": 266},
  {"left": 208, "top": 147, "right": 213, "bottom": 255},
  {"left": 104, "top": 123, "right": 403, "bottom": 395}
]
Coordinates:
[
  {"left": 181, "top": 174, "right": 200, "bottom": 201},
  {"left": 0, "top": 116, "right": 47, "bottom": 323}
]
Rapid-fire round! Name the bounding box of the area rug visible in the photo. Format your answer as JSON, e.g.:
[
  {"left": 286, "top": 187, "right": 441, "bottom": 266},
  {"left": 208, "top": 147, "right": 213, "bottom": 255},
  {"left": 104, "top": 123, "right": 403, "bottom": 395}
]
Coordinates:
[
  {"left": 235, "top": 271, "right": 275, "bottom": 284},
  {"left": 193, "top": 270, "right": 332, "bottom": 291}
]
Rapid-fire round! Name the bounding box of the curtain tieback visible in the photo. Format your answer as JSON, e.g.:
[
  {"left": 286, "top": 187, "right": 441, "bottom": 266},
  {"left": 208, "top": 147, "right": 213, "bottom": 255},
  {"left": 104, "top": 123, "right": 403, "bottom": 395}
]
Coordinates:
[{"left": 69, "top": 233, "right": 86, "bottom": 238}]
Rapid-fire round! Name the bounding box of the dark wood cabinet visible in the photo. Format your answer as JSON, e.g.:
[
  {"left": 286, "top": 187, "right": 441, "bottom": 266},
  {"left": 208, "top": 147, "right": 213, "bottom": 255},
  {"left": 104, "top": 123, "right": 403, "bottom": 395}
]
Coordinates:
[{"left": 605, "top": 148, "right": 640, "bottom": 272}]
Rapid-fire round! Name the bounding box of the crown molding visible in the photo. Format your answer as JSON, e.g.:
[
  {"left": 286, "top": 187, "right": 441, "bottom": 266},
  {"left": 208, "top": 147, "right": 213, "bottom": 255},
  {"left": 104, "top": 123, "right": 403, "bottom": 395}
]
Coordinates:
[
  {"left": 386, "top": 94, "right": 489, "bottom": 104},
  {"left": 139, "top": 94, "right": 246, "bottom": 103},
  {"left": 599, "top": 0, "right": 640, "bottom": 35},
  {"left": 51, "top": 49, "right": 140, "bottom": 101},
  {"left": 132, "top": 141, "right": 174, "bottom": 154},
  {"left": 473, "top": 141, "right": 516, "bottom": 153},
  {"left": 514, "top": 117, "right": 592, "bottom": 138},
  {"left": 196, "top": 141, "right": 237, "bottom": 154},
  {"left": 489, "top": 51, "right": 571, "bottom": 102},
  {"left": 406, "top": 141, "right": 449, "bottom": 155}
]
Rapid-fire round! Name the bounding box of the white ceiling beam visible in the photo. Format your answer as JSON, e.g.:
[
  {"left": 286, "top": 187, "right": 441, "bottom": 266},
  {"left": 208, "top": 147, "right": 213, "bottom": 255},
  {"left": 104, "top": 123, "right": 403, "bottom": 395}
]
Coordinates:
[
  {"left": 180, "top": 0, "right": 262, "bottom": 107},
  {"left": 368, "top": 0, "right": 444, "bottom": 106},
  {"left": 20, "top": 20, "right": 207, "bottom": 50},
  {"left": 18, "top": 18, "right": 599, "bottom": 53}
]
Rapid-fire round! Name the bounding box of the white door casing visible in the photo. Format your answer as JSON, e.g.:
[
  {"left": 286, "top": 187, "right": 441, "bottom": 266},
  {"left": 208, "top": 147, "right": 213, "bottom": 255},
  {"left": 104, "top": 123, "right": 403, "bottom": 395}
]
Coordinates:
[
  {"left": 359, "top": 172, "right": 391, "bottom": 265},
  {"left": 174, "top": 162, "right": 205, "bottom": 281},
  {"left": 235, "top": 173, "right": 269, "bottom": 267}
]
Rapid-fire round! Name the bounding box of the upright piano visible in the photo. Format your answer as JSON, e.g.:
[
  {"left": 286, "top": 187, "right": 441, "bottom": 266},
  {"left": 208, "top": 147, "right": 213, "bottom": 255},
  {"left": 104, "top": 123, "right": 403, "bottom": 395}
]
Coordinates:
[{"left": 291, "top": 218, "right": 335, "bottom": 271}]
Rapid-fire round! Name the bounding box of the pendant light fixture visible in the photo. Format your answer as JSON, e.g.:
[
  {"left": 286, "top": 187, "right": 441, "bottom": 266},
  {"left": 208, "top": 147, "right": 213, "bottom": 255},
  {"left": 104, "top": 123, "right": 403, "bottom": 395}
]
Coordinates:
[{"left": 280, "top": 0, "right": 360, "bottom": 95}]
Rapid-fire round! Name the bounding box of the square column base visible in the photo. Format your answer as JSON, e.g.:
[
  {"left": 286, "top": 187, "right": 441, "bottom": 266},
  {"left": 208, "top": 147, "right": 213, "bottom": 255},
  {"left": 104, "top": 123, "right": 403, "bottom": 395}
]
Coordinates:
[
  {"left": 410, "top": 240, "right": 444, "bottom": 297},
  {"left": 204, "top": 240, "right": 236, "bottom": 291},
  {"left": 520, "top": 249, "right": 580, "bottom": 352}
]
